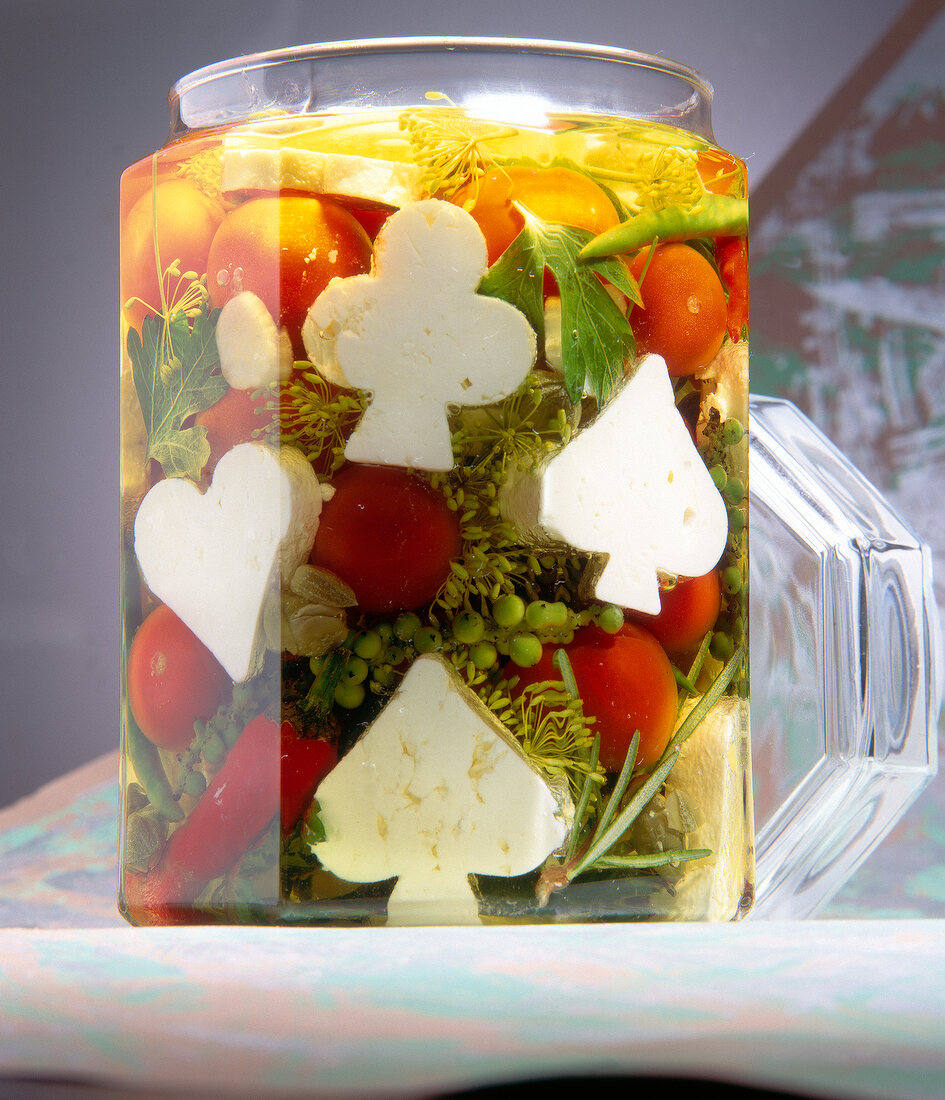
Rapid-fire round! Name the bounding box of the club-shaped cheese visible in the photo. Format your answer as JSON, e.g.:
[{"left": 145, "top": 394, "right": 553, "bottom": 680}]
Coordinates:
[
  {"left": 134, "top": 443, "right": 323, "bottom": 682},
  {"left": 302, "top": 199, "right": 536, "bottom": 471},
  {"left": 501, "top": 354, "right": 728, "bottom": 615},
  {"left": 215, "top": 291, "right": 292, "bottom": 389},
  {"left": 313, "top": 655, "right": 572, "bottom": 925}
]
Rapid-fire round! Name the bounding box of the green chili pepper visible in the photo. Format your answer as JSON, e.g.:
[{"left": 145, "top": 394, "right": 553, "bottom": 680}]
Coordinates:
[
  {"left": 125, "top": 711, "right": 184, "bottom": 822},
  {"left": 579, "top": 194, "right": 749, "bottom": 261}
]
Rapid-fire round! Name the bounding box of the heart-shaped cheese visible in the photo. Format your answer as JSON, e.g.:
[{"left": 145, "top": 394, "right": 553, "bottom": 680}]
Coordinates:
[{"left": 134, "top": 443, "right": 322, "bottom": 682}]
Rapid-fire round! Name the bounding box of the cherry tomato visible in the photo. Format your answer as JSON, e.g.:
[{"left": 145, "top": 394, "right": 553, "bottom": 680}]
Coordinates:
[
  {"left": 455, "top": 166, "right": 620, "bottom": 267},
  {"left": 206, "top": 195, "right": 372, "bottom": 356},
  {"left": 631, "top": 570, "right": 722, "bottom": 657},
  {"left": 310, "top": 465, "right": 461, "bottom": 614},
  {"left": 628, "top": 243, "right": 728, "bottom": 377},
  {"left": 511, "top": 623, "right": 678, "bottom": 771},
  {"left": 281, "top": 721, "right": 337, "bottom": 834},
  {"left": 194, "top": 386, "right": 274, "bottom": 477},
  {"left": 127, "top": 604, "right": 229, "bottom": 752},
  {"left": 121, "top": 180, "right": 224, "bottom": 332}
]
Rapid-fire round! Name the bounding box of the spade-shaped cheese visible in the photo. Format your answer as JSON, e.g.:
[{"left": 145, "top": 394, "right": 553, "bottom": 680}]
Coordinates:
[
  {"left": 501, "top": 354, "right": 728, "bottom": 614},
  {"left": 313, "top": 655, "right": 572, "bottom": 925}
]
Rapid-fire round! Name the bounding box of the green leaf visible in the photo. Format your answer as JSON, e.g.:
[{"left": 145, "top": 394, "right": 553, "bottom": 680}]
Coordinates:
[
  {"left": 128, "top": 309, "right": 228, "bottom": 481},
  {"left": 478, "top": 208, "right": 639, "bottom": 404}
]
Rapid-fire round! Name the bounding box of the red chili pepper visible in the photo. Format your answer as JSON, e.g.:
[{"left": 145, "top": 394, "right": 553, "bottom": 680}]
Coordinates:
[
  {"left": 123, "top": 713, "right": 280, "bottom": 925},
  {"left": 716, "top": 235, "right": 749, "bottom": 342},
  {"left": 280, "top": 720, "right": 337, "bottom": 835}
]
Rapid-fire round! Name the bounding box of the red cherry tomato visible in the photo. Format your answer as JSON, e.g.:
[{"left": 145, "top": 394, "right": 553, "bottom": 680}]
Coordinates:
[
  {"left": 280, "top": 721, "right": 337, "bottom": 834},
  {"left": 628, "top": 243, "right": 728, "bottom": 377},
  {"left": 631, "top": 570, "right": 722, "bottom": 657},
  {"left": 127, "top": 604, "right": 229, "bottom": 752},
  {"left": 206, "top": 195, "right": 373, "bottom": 356},
  {"left": 121, "top": 180, "right": 224, "bottom": 332},
  {"left": 194, "top": 386, "right": 274, "bottom": 477},
  {"left": 455, "top": 166, "right": 620, "bottom": 266},
  {"left": 310, "top": 465, "right": 461, "bottom": 614},
  {"left": 512, "top": 623, "right": 678, "bottom": 771}
]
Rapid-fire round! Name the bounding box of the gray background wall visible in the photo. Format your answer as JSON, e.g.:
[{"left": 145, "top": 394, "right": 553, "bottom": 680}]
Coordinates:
[{"left": 0, "top": 0, "right": 912, "bottom": 808}]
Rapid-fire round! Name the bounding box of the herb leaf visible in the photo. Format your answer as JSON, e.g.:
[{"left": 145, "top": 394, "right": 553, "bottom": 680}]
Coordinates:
[
  {"left": 128, "top": 309, "right": 227, "bottom": 481},
  {"left": 478, "top": 207, "right": 641, "bottom": 404}
]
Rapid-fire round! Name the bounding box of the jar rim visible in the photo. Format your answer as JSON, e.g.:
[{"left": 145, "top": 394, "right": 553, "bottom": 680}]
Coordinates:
[{"left": 171, "top": 35, "right": 714, "bottom": 108}]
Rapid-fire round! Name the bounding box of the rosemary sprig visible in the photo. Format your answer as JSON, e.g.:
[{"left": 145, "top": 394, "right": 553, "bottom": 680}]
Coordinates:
[{"left": 535, "top": 645, "right": 744, "bottom": 906}]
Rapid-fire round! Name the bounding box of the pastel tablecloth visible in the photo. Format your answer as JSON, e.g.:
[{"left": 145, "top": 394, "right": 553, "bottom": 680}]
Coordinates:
[{"left": 2, "top": 756, "right": 945, "bottom": 1098}]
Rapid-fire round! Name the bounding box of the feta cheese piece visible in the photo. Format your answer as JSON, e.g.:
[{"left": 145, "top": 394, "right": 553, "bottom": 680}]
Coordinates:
[
  {"left": 134, "top": 442, "right": 322, "bottom": 681},
  {"left": 222, "top": 133, "right": 425, "bottom": 207},
  {"left": 314, "top": 655, "right": 572, "bottom": 925},
  {"left": 215, "top": 291, "right": 293, "bottom": 389},
  {"left": 302, "top": 199, "right": 537, "bottom": 471},
  {"left": 501, "top": 354, "right": 728, "bottom": 615},
  {"left": 696, "top": 339, "right": 749, "bottom": 426}
]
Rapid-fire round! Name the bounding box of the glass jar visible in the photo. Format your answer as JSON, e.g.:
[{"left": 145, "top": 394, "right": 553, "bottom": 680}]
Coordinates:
[{"left": 118, "top": 37, "right": 751, "bottom": 926}]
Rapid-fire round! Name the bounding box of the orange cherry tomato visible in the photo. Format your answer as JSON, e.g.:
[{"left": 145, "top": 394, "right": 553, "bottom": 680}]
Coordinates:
[
  {"left": 697, "top": 149, "right": 747, "bottom": 197},
  {"left": 127, "top": 605, "right": 229, "bottom": 752},
  {"left": 511, "top": 623, "right": 678, "bottom": 771},
  {"left": 206, "top": 195, "right": 373, "bottom": 357},
  {"left": 121, "top": 180, "right": 224, "bottom": 332},
  {"left": 455, "top": 166, "right": 620, "bottom": 266},
  {"left": 632, "top": 570, "right": 722, "bottom": 657},
  {"left": 628, "top": 243, "right": 728, "bottom": 377}
]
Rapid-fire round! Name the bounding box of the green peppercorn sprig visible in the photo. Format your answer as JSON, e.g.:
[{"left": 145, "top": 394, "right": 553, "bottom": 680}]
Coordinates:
[{"left": 176, "top": 668, "right": 278, "bottom": 799}]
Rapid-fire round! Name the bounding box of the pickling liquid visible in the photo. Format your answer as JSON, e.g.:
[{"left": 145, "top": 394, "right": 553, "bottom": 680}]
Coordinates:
[{"left": 119, "top": 106, "right": 752, "bottom": 925}]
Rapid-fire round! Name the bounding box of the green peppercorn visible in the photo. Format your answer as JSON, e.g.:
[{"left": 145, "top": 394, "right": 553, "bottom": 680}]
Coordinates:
[
  {"left": 394, "top": 612, "right": 422, "bottom": 642},
  {"left": 710, "top": 631, "right": 734, "bottom": 661},
  {"left": 597, "top": 604, "right": 624, "bottom": 634},
  {"left": 203, "top": 733, "right": 226, "bottom": 765},
  {"left": 372, "top": 665, "right": 396, "bottom": 690},
  {"left": 492, "top": 594, "right": 525, "bottom": 628},
  {"left": 341, "top": 656, "right": 369, "bottom": 685},
  {"left": 382, "top": 644, "right": 405, "bottom": 667},
  {"left": 334, "top": 681, "right": 366, "bottom": 709},
  {"left": 728, "top": 507, "right": 747, "bottom": 532},
  {"left": 220, "top": 720, "right": 242, "bottom": 748},
  {"left": 353, "top": 630, "right": 383, "bottom": 661},
  {"left": 710, "top": 465, "right": 728, "bottom": 492},
  {"left": 413, "top": 626, "right": 443, "bottom": 654},
  {"left": 525, "top": 600, "right": 568, "bottom": 630},
  {"left": 509, "top": 632, "right": 543, "bottom": 667},
  {"left": 470, "top": 641, "right": 498, "bottom": 670},
  {"left": 181, "top": 770, "right": 207, "bottom": 798},
  {"left": 721, "top": 566, "right": 743, "bottom": 595},
  {"left": 453, "top": 610, "right": 485, "bottom": 644},
  {"left": 722, "top": 418, "right": 744, "bottom": 446},
  {"left": 724, "top": 476, "right": 745, "bottom": 505}
]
